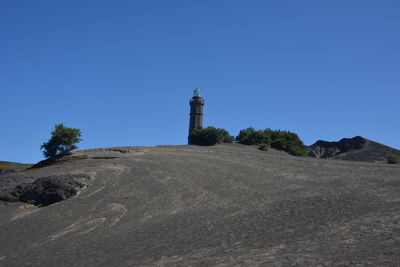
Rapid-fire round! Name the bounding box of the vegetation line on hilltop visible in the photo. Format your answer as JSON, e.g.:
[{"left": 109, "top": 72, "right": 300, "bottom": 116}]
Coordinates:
[{"left": 188, "top": 126, "right": 308, "bottom": 156}]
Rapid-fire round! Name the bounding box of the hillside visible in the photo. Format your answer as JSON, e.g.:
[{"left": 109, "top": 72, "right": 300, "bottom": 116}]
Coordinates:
[
  {"left": 1, "top": 144, "right": 400, "bottom": 266},
  {"left": 308, "top": 136, "right": 400, "bottom": 162},
  {"left": 0, "top": 161, "right": 32, "bottom": 174}
]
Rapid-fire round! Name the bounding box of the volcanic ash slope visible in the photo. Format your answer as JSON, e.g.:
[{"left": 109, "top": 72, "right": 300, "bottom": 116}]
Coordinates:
[{"left": 1, "top": 144, "right": 400, "bottom": 266}]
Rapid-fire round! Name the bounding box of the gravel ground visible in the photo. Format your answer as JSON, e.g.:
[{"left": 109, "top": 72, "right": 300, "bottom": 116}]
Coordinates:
[{"left": 0, "top": 143, "right": 400, "bottom": 266}]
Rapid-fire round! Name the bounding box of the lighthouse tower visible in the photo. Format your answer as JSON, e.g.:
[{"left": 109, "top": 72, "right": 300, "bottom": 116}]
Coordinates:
[{"left": 188, "top": 88, "right": 204, "bottom": 142}]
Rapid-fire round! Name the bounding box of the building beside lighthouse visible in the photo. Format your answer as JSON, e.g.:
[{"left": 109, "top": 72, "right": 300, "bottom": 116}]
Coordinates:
[{"left": 188, "top": 88, "right": 204, "bottom": 143}]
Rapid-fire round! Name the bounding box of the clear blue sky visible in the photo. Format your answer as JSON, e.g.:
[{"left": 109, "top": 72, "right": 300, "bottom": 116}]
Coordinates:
[{"left": 1, "top": 0, "right": 399, "bottom": 163}]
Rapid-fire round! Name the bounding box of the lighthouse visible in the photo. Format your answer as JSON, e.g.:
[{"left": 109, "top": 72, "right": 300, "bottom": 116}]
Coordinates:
[{"left": 188, "top": 88, "right": 204, "bottom": 143}]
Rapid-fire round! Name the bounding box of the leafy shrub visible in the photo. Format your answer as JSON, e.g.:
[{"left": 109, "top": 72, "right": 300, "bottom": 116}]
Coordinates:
[
  {"left": 236, "top": 127, "right": 307, "bottom": 156},
  {"left": 216, "top": 128, "right": 234, "bottom": 143},
  {"left": 387, "top": 154, "right": 400, "bottom": 164},
  {"left": 286, "top": 144, "right": 308, "bottom": 157},
  {"left": 41, "top": 123, "right": 82, "bottom": 158},
  {"left": 267, "top": 130, "right": 308, "bottom": 156},
  {"left": 235, "top": 127, "right": 271, "bottom": 145},
  {"left": 189, "top": 126, "right": 233, "bottom": 146},
  {"left": 271, "top": 138, "right": 287, "bottom": 151},
  {"left": 259, "top": 143, "right": 270, "bottom": 151}
]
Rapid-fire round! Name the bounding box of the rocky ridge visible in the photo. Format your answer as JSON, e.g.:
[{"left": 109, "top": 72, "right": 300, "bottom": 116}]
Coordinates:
[{"left": 307, "top": 136, "right": 400, "bottom": 162}]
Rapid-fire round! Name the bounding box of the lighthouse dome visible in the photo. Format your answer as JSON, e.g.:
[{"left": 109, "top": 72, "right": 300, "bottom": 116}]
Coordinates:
[{"left": 193, "top": 88, "right": 201, "bottom": 97}]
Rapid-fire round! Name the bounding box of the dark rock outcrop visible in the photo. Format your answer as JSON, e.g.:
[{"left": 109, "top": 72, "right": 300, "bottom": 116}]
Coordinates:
[{"left": 0, "top": 174, "right": 90, "bottom": 206}]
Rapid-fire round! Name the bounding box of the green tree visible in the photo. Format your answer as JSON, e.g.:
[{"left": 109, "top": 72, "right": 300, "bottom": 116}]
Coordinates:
[
  {"left": 235, "top": 127, "right": 271, "bottom": 145},
  {"left": 270, "top": 138, "right": 288, "bottom": 151},
  {"left": 216, "top": 128, "right": 234, "bottom": 143},
  {"left": 236, "top": 127, "right": 307, "bottom": 156},
  {"left": 189, "top": 126, "right": 233, "bottom": 146},
  {"left": 41, "top": 123, "right": 82, "bottom": 158}
]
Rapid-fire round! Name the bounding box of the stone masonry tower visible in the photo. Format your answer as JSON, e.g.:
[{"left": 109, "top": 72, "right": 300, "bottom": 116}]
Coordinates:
[{"left": 188, "top": 88, "right": 204, "bottom": 140}]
